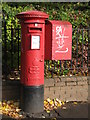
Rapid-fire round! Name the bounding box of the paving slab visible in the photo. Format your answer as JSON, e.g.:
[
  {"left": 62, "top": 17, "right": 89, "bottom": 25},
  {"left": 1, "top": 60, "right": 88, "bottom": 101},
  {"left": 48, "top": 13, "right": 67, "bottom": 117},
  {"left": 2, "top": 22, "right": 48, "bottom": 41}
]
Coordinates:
[{"left": 55, "top": 102, "right": 88, "bottom": 118}]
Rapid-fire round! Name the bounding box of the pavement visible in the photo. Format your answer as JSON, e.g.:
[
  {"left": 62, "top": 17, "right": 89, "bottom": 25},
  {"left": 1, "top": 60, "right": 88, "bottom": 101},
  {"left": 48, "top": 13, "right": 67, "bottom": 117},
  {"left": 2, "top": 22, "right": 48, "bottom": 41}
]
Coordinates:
[
  {"left": 55, "top": 102, "right": 88, "bottom": 118},
  {"left": 1, "top": 102, "right": 89, "bottom": 119}
]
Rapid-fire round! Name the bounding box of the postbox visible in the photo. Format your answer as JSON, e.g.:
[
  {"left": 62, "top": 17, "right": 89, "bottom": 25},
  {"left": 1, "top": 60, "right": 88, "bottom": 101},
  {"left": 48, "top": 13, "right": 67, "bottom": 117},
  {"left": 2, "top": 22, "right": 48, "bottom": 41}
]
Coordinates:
[
  {"left": 16, "top": 10, "right": 72, "bottom": 115},
  {"left": 45, "top": 20, "right": 72, "bottom": 60},
  {"left": 16, "top": 11, "right": 49, "bottom": 114}
]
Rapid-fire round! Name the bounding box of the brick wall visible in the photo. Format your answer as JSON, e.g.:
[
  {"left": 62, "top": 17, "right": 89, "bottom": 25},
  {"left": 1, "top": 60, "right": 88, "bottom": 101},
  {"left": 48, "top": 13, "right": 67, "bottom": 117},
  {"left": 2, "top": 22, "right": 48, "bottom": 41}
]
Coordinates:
[
  {"left": 44, "top": 76, "right": 89, "bottom": 102},
  {"left": 2, "top": 76, "right": 89, "bottom": 102}
]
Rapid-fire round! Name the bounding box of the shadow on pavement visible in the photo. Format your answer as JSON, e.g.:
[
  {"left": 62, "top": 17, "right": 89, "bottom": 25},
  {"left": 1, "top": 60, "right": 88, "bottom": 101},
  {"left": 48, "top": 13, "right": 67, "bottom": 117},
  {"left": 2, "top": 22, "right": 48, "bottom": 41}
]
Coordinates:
[{"left": 56, "top": 102, "right": 88, "bottom": 118}]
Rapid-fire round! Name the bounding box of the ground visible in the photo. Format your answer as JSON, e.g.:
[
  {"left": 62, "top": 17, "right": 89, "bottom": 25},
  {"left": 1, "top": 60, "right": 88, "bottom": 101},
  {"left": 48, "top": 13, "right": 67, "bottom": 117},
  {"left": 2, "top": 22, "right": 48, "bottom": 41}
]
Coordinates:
[{"left": 1, "top": 102, "right": 88, "bottom": 119}]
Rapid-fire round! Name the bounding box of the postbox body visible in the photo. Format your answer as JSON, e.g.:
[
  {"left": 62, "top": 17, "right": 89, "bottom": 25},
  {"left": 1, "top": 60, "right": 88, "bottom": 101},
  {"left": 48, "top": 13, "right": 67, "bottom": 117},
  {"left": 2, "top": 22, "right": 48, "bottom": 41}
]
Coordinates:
[
  {"left": 45, "top": 20, "right": 72, "bottom": 60},
  {"left": 16, "top": 11, "right": 49, "bottom": 86},
  {"left": 16, "top": 11, "right": 49, "bottom": 114}
]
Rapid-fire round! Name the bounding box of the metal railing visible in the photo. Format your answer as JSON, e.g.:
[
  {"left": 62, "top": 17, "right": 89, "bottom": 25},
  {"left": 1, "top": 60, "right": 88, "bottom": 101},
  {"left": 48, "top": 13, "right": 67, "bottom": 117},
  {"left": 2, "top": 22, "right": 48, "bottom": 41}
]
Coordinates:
[{"left": 2, "top": 20, "right": 89, "bottom": 79}]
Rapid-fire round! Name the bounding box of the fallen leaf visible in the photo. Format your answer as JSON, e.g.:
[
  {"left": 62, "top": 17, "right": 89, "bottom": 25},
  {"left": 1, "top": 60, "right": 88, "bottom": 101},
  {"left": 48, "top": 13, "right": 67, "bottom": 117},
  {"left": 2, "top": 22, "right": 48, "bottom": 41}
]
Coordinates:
[
  {"left": 73, "top": 102, "right": 78, "bottom": 105},
  {"left": 46, "top": 110, "right": 50, "bottom": 113},
  {"left": 62, "top": 106, "right": 66, "bottom": 109}
]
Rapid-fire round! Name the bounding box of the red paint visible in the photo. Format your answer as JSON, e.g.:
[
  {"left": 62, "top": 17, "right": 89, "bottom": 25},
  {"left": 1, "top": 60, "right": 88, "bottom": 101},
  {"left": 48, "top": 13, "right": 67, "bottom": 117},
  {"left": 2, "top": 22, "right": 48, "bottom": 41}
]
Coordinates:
[
  {"left": 45, "top": 20, "right": 72, "bottom": 60},
  {"left": 16, "top": 11, "right": 49, "bottom": 86}
]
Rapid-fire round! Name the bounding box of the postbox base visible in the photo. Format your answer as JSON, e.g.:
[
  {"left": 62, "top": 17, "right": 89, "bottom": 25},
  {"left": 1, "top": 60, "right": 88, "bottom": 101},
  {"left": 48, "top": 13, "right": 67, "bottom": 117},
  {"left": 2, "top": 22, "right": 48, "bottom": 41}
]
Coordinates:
[{"left": 20, "top": 85, "right": 44, "bottom": 114}]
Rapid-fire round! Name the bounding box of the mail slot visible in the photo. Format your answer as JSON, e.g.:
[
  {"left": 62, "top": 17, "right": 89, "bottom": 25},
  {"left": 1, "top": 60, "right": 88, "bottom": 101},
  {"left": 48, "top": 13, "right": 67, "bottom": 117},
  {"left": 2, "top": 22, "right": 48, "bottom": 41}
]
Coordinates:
[{"left": 45, "top": 20, "right": 72, "bottom": 60}]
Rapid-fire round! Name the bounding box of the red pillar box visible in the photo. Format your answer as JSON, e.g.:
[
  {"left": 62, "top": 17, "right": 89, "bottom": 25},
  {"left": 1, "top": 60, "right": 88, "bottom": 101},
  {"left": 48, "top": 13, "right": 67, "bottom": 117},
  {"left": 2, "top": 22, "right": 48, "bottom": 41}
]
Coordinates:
[
  {"left": 45, "top": 20, "right": 72, "bottom": 60},
  {"left": 16, "top": 11, "right": 49, "bottom": 114}
]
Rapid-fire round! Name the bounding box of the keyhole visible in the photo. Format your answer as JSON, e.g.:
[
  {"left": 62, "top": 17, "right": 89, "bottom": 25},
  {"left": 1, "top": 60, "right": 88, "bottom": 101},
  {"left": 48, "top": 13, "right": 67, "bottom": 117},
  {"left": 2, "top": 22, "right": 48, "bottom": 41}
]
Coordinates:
[{"left": 26, "top": 78, "right": 28, "bottom": 82}]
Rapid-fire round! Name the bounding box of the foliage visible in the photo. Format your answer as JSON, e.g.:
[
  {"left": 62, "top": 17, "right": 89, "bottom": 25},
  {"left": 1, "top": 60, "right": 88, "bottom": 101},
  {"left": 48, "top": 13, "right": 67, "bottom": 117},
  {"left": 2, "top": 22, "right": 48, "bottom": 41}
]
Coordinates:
[
  {"left": 2, "top": 2, "right": 89, "bottom": 76},
  {"left": 2, "top": 2, "right": 90, "bottom": 28}
]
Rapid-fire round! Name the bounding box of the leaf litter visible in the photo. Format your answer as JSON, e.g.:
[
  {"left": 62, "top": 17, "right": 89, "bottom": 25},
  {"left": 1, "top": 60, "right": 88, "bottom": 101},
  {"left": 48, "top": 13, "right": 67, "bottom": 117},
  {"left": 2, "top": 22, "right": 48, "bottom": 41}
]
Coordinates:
[{"left": 0, "top": 98, "right": 71, "bottom": 119}]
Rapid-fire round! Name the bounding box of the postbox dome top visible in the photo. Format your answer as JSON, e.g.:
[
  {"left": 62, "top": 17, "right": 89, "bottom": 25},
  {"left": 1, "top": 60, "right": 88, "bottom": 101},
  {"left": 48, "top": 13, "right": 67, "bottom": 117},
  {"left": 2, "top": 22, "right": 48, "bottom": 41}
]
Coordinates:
[{"left": 16, "top": 10, "right": 49, "bottom": 19}]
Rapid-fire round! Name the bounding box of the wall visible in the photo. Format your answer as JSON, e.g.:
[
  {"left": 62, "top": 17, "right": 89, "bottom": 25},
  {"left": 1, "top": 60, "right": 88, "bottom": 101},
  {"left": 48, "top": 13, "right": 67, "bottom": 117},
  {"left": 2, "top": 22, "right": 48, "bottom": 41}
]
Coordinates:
[
  {"left": 44, "top": 76, "right": 89, "bottom": 101},
  {"left": 2, "top": 76, "right": 89, "bottom": 102}
]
